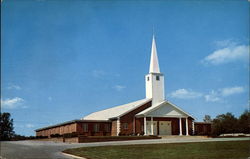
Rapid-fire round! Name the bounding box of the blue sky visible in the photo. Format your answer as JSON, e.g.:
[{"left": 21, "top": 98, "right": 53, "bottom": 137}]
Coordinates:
[{"left": 1, "top": 0, "right": 249, "bottom": 136}]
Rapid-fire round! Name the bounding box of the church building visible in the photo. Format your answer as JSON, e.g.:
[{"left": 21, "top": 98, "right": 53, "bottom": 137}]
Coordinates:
[{"left": 35, "top": 36, "right": 197, "bottom": 137}]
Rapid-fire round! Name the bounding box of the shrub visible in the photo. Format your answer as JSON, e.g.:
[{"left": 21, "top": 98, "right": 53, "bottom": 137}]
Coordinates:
[
  {"left": 50, "top": 134, "right": 62, "bottom": 138},
  {"left": 63, "top": 132, "right": 78, "bottom": 138}
]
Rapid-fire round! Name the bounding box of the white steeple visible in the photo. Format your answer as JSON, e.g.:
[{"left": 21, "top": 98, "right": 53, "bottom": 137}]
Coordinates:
[
  {"left": 149, "top": 35, "right": 160, "bottom": 73},
  {"left": 145, "top": 35, "right": 165, "bottom": 105}
]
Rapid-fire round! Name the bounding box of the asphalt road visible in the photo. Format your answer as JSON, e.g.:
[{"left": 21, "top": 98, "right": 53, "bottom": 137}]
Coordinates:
[{"left": 0, "top": 137, "right": 249, "bottom": 159}]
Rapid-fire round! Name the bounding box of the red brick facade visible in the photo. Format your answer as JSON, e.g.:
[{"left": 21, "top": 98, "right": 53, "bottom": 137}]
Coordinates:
[
  {"left": 35, "top": 101, "right": 208, "bottom": 137},
  {"left": 36, "top": 121, "right": 111, "bottom": 137},
  {"left": 194, "top": 122, "right": 212, "bottom": 135},
  {"left": 119, "top": 101, "right": 152, "bottom": 135}
]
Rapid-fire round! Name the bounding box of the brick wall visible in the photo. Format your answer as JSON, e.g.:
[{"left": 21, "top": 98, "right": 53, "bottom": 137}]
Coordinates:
[
  {"left": 119, "top": 101, "right": 152, "bottom": 135},
  {"left": 36, "top": 122, "right": 77, "bottom": 137}
]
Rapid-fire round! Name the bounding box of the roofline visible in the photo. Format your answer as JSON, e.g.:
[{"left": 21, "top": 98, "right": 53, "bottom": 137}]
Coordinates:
[
  {"left": 35, "top": 119, "right": 110, "bottom": 131},
  {"left": 166, "top": 100, "right": 196, "bottom": 120},
  {"left": 136, "top": 114, "right": 192, "bottom": 118},
  {"left": 135, "top": 100, "right": 196, "bottom": 120},
  {"left": 194, "top": 122, "right": 212, "bottom": 124},
  {"left": 108, "top": 99, "right": 152, "bottom": 120},
  {"left": 82, "top": 99, "right": 151, "bottom": 120},
  {"left": 117, "top": 98, "right": 152, "bottom": 118},
  {"left": 135, "top": 101, "right": 166, "bottom": 116}
]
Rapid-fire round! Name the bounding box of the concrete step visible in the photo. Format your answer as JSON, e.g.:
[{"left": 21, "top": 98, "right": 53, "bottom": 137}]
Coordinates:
[{"left": 159, "top": 135, "right": 209, "bottom": 139}]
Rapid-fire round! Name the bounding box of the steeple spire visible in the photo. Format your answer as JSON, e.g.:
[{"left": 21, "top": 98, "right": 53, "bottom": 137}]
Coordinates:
[
  {"left": 149, "top": 35, "right": 160, "bottom": 73},
  {"left": 145, "top": 34, "right": 165, "bottom": 104}
]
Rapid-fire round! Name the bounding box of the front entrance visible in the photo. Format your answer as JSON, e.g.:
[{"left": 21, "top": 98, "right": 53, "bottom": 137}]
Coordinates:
[
  {"left": 146, "top": 121, "right": 157, "bottom": 135},
  {"left": 159, "top": 121, "right": 172, "bottom": 135}
]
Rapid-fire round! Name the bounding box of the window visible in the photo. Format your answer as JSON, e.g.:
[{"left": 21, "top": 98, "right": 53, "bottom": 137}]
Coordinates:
[
  {"left": 156, "top": 76, "right": 160, "bottom": 81},
  {"left": 105, "top": 124, "right": 110, "bottom": 132},
  {"left": 94, "top": 124, "right": 99, "bottom": 132},
  {"left": 123, "top": 123, "right": 128, "bottom": 130},
  {"left": 147, "top": 76, "right": 150, "bottom": 81},
  {"left": 83, "top": 123, "right": 88, "bottom": 132}
]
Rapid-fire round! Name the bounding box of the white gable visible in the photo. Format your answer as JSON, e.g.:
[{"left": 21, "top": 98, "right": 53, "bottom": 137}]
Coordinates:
[
  {"left": 147, "top": 103, "right": 186, "bottom": 117},
  {"left": 136, "top": 100, "right": 194, "bottom": 119},
  {"left": 82, "top": 98, "right": 151, "bottom": 121}
]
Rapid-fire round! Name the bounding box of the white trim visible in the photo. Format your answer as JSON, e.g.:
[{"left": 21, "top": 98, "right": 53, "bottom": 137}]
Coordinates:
[
  {"left": 137, "top": 114, "right": 188, "bottom": 118},
  {"left": 192, "top": 121, "right": 195, "bottom": 135},
  {"left": 144, "top": 116, "right": 147, "bottom": 135},
  {"left": 151, "top": 117, "right": 153, "bottom": 135},
  {"left": 186, "top": 118, "right": 189, "bottom": 136},
  {"left": 179, "top": 117, "right": 182, "bottom": 136},
  {"left": 166, "top": 101, "right": 195, "bottom": 120},
  {"left": 117, "top": 117, "right": 120, "bottom": 136},
  {"left": 136, "top": 100, "right": 195, "bottom": 120},
  {"left": 138, "top": 101, "right": 166, "bottom": 115}
]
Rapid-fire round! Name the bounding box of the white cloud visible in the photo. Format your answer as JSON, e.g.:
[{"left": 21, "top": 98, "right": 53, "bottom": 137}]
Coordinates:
[
  {"left": 204, "top": 90, "right": 221, "bottom": 102},
  {"left": 25, "top": 124, "right": 35, "bottom": 128},
  {"left": 205, "top": 86, "right": 245, "bottom": 102},
  {"left": 169, "top": 89, "right": 203, "bottom": 99},
  {"left": 7, "top": 84, "right": 21, "bottom": 90},
  {"left": 170, "top": 86, "right": 245, "bottom": 102},
  {"left": 220, "top": 86, "right": 245, "bottom": 97},
  {"left": 202, "top": 40, "right": 249, "bottom": 65},
  {"left": 1, "top": 97, "right": 25, "bottom": 109},
  {"left": 113, "top": 85, "right": 126, "bottom": 91},
  {"left": 15, "top": 123, "right": 35, "bottom": 128},
  {"left": 213, "top": 39, "right": 238, "bottom": 48}
]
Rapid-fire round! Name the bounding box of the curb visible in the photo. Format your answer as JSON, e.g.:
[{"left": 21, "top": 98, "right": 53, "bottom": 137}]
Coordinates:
[{"left": 61, "top": 152, "right": 87, "bottom": 159}]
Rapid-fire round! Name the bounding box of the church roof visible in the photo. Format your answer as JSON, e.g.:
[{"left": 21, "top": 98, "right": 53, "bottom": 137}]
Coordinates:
[
  {"left": 136, "top": 100, "right": 195, "bottom": 119},
  {"left": 82, "top": 98, "right": 152, "bottom": 121}
]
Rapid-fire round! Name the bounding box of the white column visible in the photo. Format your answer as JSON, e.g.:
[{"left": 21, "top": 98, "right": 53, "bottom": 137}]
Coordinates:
[
  {"left": 117, "top": 117, "right": 120, "bottom": 136},
  {"left": 179, "top": 117, "right": 182, "bottom": 136},
  {"left": 144, "top": 116, "right": 147, "bottom": 135},
  {"left": 192, "top": 121, "right": 195, "bottom": 135},
  {"left": 186, "top": 118, "right": 189, "bottom": 136},
  {"left": 151, "top": 117, "right": 153, "bottom": 135}
]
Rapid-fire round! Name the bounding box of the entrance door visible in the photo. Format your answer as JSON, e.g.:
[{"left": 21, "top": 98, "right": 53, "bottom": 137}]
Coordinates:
[
  {"left": 159, "top": 121, "right": 172, "bottom": 135},
  {"left": 146, "top": 121, "right": 157, "bottom": 135}
]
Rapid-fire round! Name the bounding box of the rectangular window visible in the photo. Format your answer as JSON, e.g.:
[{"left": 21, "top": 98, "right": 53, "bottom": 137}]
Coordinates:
[
  {"left": 83, "top": 123, "right": 88, "bottom": 132},
  {"left": 147, "top": 76, "right": 150, "bottom": 81},
  {"left": 156, "top": 76, "right": 160, "bottom": 81},
  {"left": 94, "top": 124, "right": 99, "bottom": 132},
  {"left": 123, "top": 123, "right": 128, "bottom": 129},
  {"left": 105, "top": 124, "right": 110, "bottom": 132}
]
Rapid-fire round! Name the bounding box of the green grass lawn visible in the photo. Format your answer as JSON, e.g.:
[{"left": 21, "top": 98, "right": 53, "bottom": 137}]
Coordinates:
[{"left": 63, "top": 141, "right": 250, "bottom": 159}]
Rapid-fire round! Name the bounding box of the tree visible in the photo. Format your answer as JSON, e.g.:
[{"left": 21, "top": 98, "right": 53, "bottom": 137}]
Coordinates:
[
  {"left": 0, "top": 112, "right": 15, "bottom": 141},
  {"left": 203, "top": 115, "right": 212, "bottom": 123},
  {"left": 238, "top": 110, "right": 250, "bottom": 133},
  {"left": 211, "top": 112, "right": 238, "bottom": 136}
]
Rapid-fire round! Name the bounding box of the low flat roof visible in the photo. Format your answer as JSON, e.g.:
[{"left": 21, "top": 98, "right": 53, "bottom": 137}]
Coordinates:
[
  {"left": 35, "top": 119, "right": 110, "bottom": 132},
  {"left": 194, "top": 122, "right": 212, "bottom": 124}
]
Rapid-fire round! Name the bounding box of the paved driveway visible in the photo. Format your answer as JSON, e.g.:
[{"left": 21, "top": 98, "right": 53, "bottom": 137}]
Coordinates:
[{"left": 1, "top": 137, "right": 249, "bottom": 159}]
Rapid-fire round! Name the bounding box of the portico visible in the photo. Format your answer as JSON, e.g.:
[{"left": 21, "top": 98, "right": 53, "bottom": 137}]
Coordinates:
[{"left": 136, "top": 101, "right": 194, "bottom": 136}]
